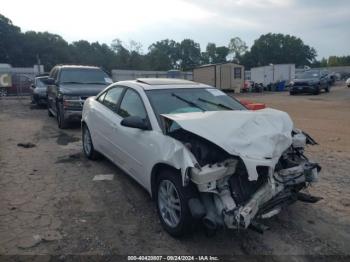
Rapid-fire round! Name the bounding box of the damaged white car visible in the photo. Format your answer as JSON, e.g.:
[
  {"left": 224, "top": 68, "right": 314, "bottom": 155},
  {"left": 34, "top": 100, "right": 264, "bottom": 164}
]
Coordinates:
[{"left": 82, "top": 78, "right": 321, "bottom": 236}]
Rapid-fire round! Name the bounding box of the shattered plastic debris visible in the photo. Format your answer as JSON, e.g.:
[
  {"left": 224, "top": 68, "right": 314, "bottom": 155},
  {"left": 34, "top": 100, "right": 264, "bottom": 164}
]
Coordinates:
[
  {"left": 17, "top": 231, "right": 62, "bottom": 249},
  {"left": 93, "top": 174, "right": 114, "bottom": 181},
  {"left": 17, "top": 142, "right": 36, "bottom": 148},
  {"left": 41, "top": 230, "right": 63, "bottom": 241},
  {"left": 17, "top": 234, "right": 42, "bottom": 249}
]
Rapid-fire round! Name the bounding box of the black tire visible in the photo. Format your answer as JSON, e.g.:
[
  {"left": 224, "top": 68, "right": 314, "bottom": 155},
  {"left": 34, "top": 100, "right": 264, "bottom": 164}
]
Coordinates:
[
  {"left": 313, "top": 87, "right": 320, "bottom": 95},
  {"left": 0, "top": 88, "right": 7, "bottom": 97},
  {"left": 289, "top": 91, "right": 295, "bottom": 95},
  {"left": 47, "top": 105, "right": 54, "bottom": 117},
  {"left": 82, "top": 124, "right": 99, "bottom": 160},
  {"left": 31, "top": 95, "right": 36, "bottom": 104},
  {"left": 325, "top": 85, "right": 330, "bottom": 93},
  {"left": 156, "top": 170, "right": 193, "bottom": 237},
  {"left": 57, "top": 104, "right": 69, "bottom": 129}
]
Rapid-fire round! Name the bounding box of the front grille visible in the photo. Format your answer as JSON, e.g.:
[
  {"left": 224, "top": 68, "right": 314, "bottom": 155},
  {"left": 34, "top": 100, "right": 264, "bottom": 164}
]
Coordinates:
[
  {"left": 294, "top": 82, "right": 309, "bottom": 86},
  {"left": 229, "top": 162, "right": 268, "bottom": 206}
]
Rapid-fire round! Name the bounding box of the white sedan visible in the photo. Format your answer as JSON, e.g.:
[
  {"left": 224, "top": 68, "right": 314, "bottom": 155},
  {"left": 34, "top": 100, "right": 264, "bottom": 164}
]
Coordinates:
[
  {"left": 346, "top": 78, "right": 350, "bottom": 87},
  {"left": 82, "top": 78, "right": 321, "bottom": 236}
]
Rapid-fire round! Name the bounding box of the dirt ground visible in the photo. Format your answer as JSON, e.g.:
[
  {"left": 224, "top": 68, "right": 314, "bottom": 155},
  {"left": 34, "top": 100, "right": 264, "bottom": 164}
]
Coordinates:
[{"left": 0, "top": 82, "right": 350, "bottom": 260}]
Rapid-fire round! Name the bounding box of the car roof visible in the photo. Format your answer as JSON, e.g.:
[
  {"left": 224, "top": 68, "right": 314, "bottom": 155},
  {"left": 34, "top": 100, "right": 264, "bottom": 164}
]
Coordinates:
[
  {"left": 56, "top": 65, "right": 101, "bottom": 70},
  {"left": 116, "top": 78, "right": 212, "bottom": 90}
]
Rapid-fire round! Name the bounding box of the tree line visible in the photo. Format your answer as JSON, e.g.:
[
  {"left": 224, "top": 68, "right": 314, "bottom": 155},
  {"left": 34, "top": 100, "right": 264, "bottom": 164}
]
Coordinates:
[{"left": 1, "top": 13, "right": 349, "bottom": 73}]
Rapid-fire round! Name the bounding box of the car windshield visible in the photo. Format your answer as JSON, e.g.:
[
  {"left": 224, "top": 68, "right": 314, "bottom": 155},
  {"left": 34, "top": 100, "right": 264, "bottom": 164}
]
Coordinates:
[
  {"left": 146, "top": 88, "right": 246, "bottom": 118},
  {"left": 299, "top": 71, "right": 320, "bottom": 79},
  {"left": 60, "top": 69, "right": 112, "bottom": 84}
]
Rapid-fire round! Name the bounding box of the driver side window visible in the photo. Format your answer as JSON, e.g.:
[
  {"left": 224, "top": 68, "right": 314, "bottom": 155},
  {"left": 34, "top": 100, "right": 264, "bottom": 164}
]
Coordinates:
[
  {"left": 99, "top": 87, "right": 124, "bottom": 112},
  {"left": 118, "top": 89, "right": 147, "bottom": 119}
]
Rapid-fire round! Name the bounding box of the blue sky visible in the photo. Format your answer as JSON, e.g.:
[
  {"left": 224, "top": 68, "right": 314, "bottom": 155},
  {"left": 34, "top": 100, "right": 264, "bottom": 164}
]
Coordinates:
[{"left": 2, "top": 0, "right": 349, "bottom": 58}]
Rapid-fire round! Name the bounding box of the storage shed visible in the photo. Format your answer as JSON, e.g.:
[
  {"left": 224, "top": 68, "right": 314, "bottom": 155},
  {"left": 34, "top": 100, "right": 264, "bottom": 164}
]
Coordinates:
[{"left": 193, "top": 63, "right": 244, "bottom": 93}]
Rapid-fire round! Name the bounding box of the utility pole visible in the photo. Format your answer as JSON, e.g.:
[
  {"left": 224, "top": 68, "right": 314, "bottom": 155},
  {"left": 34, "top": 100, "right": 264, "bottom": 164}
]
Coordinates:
[{"left": 36, "top": 54, "right": 41, "bottom": 74}]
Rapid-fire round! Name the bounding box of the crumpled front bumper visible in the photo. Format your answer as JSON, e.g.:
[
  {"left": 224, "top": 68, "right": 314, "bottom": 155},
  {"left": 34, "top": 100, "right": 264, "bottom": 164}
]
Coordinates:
[
  {"left": 189, "top": 159, "right": 321, "bottom": 230},
  {"left": 236, "top": 162, "right": 320, "bottom": 228}
]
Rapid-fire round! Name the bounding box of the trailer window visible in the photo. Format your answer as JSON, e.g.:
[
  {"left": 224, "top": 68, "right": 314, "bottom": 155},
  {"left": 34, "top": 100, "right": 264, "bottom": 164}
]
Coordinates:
[{"left": 234, "top": 67, "right": 242, "bottom": 79}]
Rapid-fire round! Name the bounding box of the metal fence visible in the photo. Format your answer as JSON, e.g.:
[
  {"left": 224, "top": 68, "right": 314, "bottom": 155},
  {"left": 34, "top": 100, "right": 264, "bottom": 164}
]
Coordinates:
[
  {"left": 0, "top": 68, "right": 37, "bottom": 96},
  {"left": 112, "top": 69, "right": 193, "bottom": 82}
]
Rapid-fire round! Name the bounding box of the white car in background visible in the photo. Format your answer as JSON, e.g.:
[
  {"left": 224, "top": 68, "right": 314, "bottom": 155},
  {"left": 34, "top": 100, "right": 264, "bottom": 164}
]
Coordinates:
[
  {"left": 346, "top": 78, "right": 350, "bottom": 87},
  {"left": 82, "top": 78, "right": 321, "bottom": 236}
]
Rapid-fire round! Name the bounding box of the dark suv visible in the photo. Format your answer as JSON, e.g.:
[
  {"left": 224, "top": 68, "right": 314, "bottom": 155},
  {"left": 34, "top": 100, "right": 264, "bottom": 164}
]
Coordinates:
[
  {"left": 46, "top": 65, "right": 112, "bottom": 128},
  {"left": 290, "top": 69, "right": 330, "bottom": 95}
]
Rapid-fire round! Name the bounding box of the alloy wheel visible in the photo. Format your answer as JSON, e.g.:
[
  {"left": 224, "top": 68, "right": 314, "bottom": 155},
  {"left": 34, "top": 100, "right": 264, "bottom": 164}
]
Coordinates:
[
  {"left": 158, "top": 180, "right": 182, "bottom": 228},
  {"left": 83, "top": 128, "right": 92, "bottom": 156}
]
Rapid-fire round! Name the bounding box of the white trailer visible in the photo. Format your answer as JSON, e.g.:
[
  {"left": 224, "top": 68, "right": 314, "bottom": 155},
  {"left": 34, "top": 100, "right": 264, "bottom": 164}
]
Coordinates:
[{"left": 251, "top": 64, "right": 295, "bottom": 86}]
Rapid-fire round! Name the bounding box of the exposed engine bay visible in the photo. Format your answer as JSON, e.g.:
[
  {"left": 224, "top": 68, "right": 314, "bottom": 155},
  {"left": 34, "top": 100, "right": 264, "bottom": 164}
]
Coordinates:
[{"left": 164, "top": 113, "right": 322, "bottom": 232}]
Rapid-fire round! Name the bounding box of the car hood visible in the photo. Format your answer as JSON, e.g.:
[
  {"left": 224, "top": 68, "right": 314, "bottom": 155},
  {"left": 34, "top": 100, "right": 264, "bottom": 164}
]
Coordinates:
[
  {"left": 162, "top": 108, "right": 293, "bottom": 160},
  {"left": 59, "top": 83, "right": 108, "bottom": 96}
]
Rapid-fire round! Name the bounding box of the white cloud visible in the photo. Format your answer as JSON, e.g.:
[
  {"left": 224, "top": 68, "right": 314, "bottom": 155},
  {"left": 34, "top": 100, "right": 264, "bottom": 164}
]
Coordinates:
[{"left": 1, "top": 0, "right": 349, "bottom": 57}]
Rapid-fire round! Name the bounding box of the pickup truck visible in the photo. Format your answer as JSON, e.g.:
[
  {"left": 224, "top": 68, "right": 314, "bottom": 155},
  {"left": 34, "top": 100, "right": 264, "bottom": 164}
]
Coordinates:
[{"left": 46, "top": 65, "right": 112, "bottom": 128}]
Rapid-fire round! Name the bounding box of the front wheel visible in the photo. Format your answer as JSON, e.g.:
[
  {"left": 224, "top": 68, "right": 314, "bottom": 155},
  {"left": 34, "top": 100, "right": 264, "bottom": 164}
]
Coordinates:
[
  {"left": 0, "top": 88, "right": 7, "bottom": 97},
  {"left": 313, "top": 87, "right": 320, "bottom": 95},
  {"left": 156, "top": 170, "right": 193, "bottom": 237},
  {"left": 57, "top": 104, "right": 69, "bottom": 129},
  {"left": 48, "top": 103, "right": 54, "bottom": 117},
  {"left": 82, "top": 125, "right": 99, "bottom": 160}
]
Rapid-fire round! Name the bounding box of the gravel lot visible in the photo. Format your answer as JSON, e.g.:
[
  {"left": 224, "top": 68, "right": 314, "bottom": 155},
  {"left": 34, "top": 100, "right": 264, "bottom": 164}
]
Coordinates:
[{"left": 0, "top": 82, "right": 349, "bottom": 260}]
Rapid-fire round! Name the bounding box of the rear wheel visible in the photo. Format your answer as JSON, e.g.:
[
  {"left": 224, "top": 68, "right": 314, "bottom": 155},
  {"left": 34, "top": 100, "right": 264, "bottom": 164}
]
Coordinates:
[
  {"left": 289, "top": 91, "right": 295, "bottom": 95},
  {"left": 82, "top": 125, "right": 99, "bottom": 160},
  {"left": 156, "top": 170, "right": 193, "bottom": 237}
]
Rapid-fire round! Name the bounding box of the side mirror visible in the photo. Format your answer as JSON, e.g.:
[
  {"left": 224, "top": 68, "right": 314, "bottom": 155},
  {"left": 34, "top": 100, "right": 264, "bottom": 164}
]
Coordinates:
[
  {"left": 120, "top": 116, "right": 150, "bottom": 130},
  {"left": 30, "top": 84, "right": 35, "bottom": 89},
  {"left": 44, "top": 77, "right": 55, "bottom": 85}
]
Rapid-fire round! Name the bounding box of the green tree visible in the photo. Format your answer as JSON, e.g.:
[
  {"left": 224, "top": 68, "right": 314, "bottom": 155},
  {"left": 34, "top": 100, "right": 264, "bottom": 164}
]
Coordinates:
[
  {"left": 319, "top": 58, "right": 328, "bottom": 67},
  {"left": 147, "top": 39, "right": 180, "bottom": 70},
  {"left": 0, "top": 14, "right": 23, "bottom": 65},
  {"left": 228, "top": 37, "right": 248, "bottom": 61},
  {"left": 111, "top": 39, "right": 131, "bottom": 69},
  {"left": 215, "top": 46, "right": 229, "bottom": 63},
  {"left": 22, "top": 31, "right": 71, "bottom": 69},
  {"left": 328, "top": 56, "right": 350, "bottom": 66},
  {"left": 244, "top": 33, "right": 317, "bottom": 68},
  {"left": 201, "top": 43, "right": 229, "bottom": 64},
  {"left": 204, "top": 43, "right": 216, "bottom": 63},
  {"left": 69, "top": 40, "right": 117, "bottom": 71},
  {"left": 178, "top": 39, "right": 201, "bottom": 70}
]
